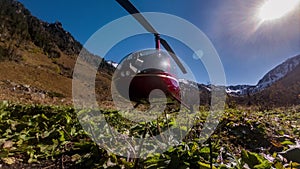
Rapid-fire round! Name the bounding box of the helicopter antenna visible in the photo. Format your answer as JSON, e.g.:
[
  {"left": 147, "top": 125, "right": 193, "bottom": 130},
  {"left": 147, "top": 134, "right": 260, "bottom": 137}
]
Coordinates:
[{"left": 115, "top": 0, "right": 187, "bottom": 74}]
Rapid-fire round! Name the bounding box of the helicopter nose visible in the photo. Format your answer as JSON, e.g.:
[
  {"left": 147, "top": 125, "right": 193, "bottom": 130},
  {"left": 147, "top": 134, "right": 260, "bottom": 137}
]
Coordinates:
[{"left": 112, "top": 49, "right": 183, "bottom": 109}]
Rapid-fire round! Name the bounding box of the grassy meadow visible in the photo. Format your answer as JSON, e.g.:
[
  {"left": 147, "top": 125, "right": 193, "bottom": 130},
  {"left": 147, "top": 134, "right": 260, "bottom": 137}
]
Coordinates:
[{"left": 0, "top": 101, "right": 299, "bottom": 168}]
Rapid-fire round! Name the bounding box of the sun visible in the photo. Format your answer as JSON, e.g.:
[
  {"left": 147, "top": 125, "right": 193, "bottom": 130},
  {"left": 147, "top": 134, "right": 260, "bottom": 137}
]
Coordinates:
[{"left": 258, "top": 0, "right": 300, "bottom": 21}]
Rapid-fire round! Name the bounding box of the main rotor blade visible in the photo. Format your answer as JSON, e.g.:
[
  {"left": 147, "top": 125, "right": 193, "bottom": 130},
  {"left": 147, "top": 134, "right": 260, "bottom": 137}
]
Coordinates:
[
  {"left": 160, "top": 38, "right": 187, "bottom": 74},
  {"left": 116, "top": 0, "right": 158, "bottom": 34},
  {"left": 116, "top": 0, "right": 187, "bottom": 74}
]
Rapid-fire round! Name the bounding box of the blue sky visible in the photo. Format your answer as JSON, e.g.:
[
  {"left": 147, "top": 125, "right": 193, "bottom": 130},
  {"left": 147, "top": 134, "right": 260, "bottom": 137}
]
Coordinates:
[{"left": 18, "top": 0, "right": 300, "bottom": 85}]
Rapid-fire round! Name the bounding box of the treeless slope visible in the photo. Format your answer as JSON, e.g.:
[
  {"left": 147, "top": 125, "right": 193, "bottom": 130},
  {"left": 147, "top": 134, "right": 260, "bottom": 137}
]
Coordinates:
[
  {"left": 251, "top": 64, "right": 300, "bottom": 107},
  {"left": 0, "top": 43, "right": 113, "bottom": 106},
  {"left": 0, "top": 0, "right": 115, "bottom": 106}
]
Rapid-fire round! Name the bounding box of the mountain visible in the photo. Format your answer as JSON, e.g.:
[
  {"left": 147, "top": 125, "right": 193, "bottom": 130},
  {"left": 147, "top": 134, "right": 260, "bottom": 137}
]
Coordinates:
[
  {"left": 250, "top": 60, "right": 300, "bottom": 107},
  {"left": 255, "top": 55, "right": 300, "bottom": 91},
  {"left": 0, "top": 0, "right": 82, "bottom": 59},
  {"left": 172, "top": 54, "right": 300, "bottom": 108},
  {"left": 0, "top": 0, "right": 114, "bottom": 106},
  {"left": 227, "top": 55, "right": 300, "bottom": 95},
  {"left": 0, "top": 0, "right": 298, "bottom": 108},
  {"left": 226, "top": 54, "right": 300, "bottom": 107},
  {"left": 106, "top": 60, "right": 119, "bottom": 68},
  {"left": 179, "top": 79, "right": 211, "bottom": 106},
  {"left": 225, "top": 85, "right": 254, "bottom": 96}
]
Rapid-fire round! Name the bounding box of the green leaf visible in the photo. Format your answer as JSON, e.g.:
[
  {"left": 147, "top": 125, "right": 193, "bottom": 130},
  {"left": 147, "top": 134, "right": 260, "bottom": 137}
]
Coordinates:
[
  {"left": 274, "top": 162, "right": 284, "bottom": 169},
  {"left": 37, "top": 144, "right": 50, "bottom": 152},
  {"left": 200, "top": 147, "right": 210, "bottom": 154},
  {"left": 64, "top": 114, "right": 72, "bottom": 124},
  {"left": 280, "top": 140, "right": 294, "bottom": 146},
  {"left": 41, "top": 113, "right": 49, "bottom": 120},
  {"left": 198, "top": 161, "right": 215, "bottom": 169},
  {"left": 58, "top": 130, "right": 65, "bottom": 142},
  {"left": 241, "top": 150, "right": 271, "bottom": 169},
  {"left": 119, "top": 158, "right": 134, "bottom": 168}
]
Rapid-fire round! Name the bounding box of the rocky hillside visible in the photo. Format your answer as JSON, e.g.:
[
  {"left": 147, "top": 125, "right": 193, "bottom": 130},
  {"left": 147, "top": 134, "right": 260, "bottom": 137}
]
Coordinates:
[
  {"left": 0, "top": 0, "right": 82, "bottom": 59},
  {"left": 0, "top": 0, "right": 114, "bottom": 106},
  {"left": 178, "top": 53, "right": 300, "bottom": 108},
  {"left": 255, "top": 54, "right": 300, "bottom": 91},
  {"left": 250, "top": 62, "right": 300, "bottom": 107},
  {"left": 226, "top": 54, "right": 300, "bottom": 107},
  {"left": 226, "top": 54, "right": 300, "bottom": 96},
  {"left": 1, "top": 0, "right": 298, "bottom": 108}
]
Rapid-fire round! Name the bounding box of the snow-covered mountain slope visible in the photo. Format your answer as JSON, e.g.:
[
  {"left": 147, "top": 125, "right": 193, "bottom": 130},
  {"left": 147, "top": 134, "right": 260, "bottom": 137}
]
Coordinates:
[
  {"left": 106, "top": 60, "right": 119, "bottom": 68},
  {"left": 250, "top": 62, "right": 300, "bottom": 106},
  {"left": 176, "top": 54, "right": 300, "bottom": 106},
  {"left": 226, "top": 85, "right": 255, "bottom": 95},
  {"left": 256, "top": 55, "right": 300, "bottom": 90},
  {"left": 226, "top": 54, "right": 300, "bottom": 95},
  {"left": 107, "top": 54, "right": 300, "bottom": 98},
  {"left": 255, "top": 54, "right": 300, "bottom": 91}
]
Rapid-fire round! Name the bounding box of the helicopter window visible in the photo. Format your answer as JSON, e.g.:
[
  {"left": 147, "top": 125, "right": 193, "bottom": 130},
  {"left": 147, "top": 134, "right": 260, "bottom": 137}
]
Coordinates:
[
  {"left": 116, "top": 49, "right": 179, "bottom": 77},
  {"left": 129, "top": 63, "right": 138, "bottom": 73},
  {"left": 139, "top": 49, "right": 157, "bottom": 57},
  {"left": 141, "top": 68, "right": 164, "bottom": 74},
  {"left": 135, "top": 58, "right": 144, "bottom": 66}
]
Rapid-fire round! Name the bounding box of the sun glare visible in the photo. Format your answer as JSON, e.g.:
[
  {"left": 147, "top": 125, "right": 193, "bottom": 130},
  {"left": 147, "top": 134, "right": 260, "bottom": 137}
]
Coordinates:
[{"left": 258, "top": 0, "right": 300, "bottom": 21}]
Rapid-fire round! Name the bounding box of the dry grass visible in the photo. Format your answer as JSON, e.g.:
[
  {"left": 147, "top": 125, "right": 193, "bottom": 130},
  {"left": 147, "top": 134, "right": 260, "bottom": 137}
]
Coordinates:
[{"left": 0, "top": 43, "right": 113, "bottom": 107}]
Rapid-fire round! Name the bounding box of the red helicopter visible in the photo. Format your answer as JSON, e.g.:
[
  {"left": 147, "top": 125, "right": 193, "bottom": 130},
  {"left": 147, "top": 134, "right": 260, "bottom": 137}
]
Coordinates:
[{"left": 113, "top": 0, "right": 188, "bottom": 108}]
